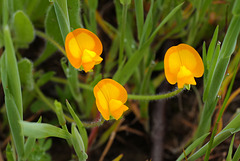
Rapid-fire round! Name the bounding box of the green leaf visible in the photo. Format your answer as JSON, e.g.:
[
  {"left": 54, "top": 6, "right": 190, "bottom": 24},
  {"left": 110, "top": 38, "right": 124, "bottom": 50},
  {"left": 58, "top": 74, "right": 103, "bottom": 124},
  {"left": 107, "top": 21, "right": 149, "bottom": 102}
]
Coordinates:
[
  {"left": 0, "top": 53, "right": 8, "bottom": 94},
  {"left": 134, "top": 0, "right": 143, "bottom": 40},
  {"left": 139, "top": 0, "right": 154, "bottom": 47},
  {"left": 68, "top": 0, "right": 83, "bottom": 28},
  {"left": 0, "top": 30, "right": 3, "bottom": 48},
  {"left": 5, "top": 89, "right": 24, "bottom": 159},
  {"left": 45, "top": 5, "right": 63, "bottom": 45},
  {"left": 6, "top": 144, "right": 15, "bottom": 161},
  {"left": 66, "top": 100, "right": 88, "bottom": 151},
  {"left": 206, "top": 26, "right": 219, "bottom": 68},
  {"left": 88, "top": 0, "right": 98, "bottom": 10},
  {"left": 71, "top": 124, "right": 88, "bottom": 161},
  {"left": 226, "top": 134, "right": 235, "bottom": 161},
  {"left": 232, "top": 0, "right": 240, "bottom": 16},
  {"left": 189, "top": 129, "right": 234, "bottom": 161},
  {"left": 8, "top": 0, "right": 23, "bottom": 13},
  {"left": 53, "top": 0, "right": 70, "bottom": 41},
  {"left": 232, "top": 144, "right": 240, "bottom": 161},
  {"left": 43, "top": 139, "right": 52, "bottom": 151},
  {"left": 18, "top": 58, "right": 34, "bottom": 91},
  {"left": 190, "top": 112, "right": 240, "bottom": 160},
  {"left": 224, "top": 18, "right": 240, "bottom": 58},
  {"left": 54, "top": 100, "right": 66, "bottom": 126},
  {"left": 3, "top": 25, "right": 23, "bottom": 118},
  {"left": 203, "top": 41, "right": 221, "bottom": 101},
  {"left": 26, "top": 0, "right": 49, "bottom": 21},
  {"left": 13, "top": 10, "right": 35, "bottom": 47},
  {"left": 23, "top": 117, "right": 42, "bottom": 160},
  {"left": 223, "top": 111, "right": 240, "bottom": 132},
  {"left": 176, "top": 133, "right": 210, "bottom": 161},
  {"left": 202, "top": 42, "right": 208, "bottom": 85},
  {"left": 36, "top": 5, "right": 64, "bottom": 66},
  {"left": 113, "top": 3, "right": 183, "bottom": 85},
  {"left": 20, "top": 121, "right": 71, "bottom": 139}
]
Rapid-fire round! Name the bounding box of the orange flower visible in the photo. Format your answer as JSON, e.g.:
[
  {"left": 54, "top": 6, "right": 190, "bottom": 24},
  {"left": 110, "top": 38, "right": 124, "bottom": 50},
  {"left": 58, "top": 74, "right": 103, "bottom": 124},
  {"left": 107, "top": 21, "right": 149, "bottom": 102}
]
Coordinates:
[
  {"left": 93, "top": 79, "right": 129, "bottom": 120},
  {"left": 65, "top": 28, "right": 103, "bottom": 72},
  {"left": 164, "top": 44, "right": 204, "bottom": 88}
]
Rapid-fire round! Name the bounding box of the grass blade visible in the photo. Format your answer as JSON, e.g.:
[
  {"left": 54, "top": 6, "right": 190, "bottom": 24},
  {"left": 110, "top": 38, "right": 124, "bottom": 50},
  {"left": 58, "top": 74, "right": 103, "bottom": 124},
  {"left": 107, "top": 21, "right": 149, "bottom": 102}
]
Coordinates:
[
  {"left": 71, "top": 124, "right": 88, "bottom": 161},
  {"left": 113, "top": 3, "right": 183, "bottom": 85},
  {"left": 226, "top": 134, "right": 235, "bottom": 161},
  {"left": 176, "top": 133, "right": 210, "bottom": 161},
  {"left": 66, "top": 100, "right": 88, "bottom": 151},
  {"left": 134, "top": 0, "right": 144, "bottom": 40},
  {"left": 232, "top": 144, "right": 240, "bottom": 161},
  {"left": 3, "top": 25, "right": 23, "bottom": 118},
  {"left": 5, "top": 89, "right": 24, "bottom": 159}
]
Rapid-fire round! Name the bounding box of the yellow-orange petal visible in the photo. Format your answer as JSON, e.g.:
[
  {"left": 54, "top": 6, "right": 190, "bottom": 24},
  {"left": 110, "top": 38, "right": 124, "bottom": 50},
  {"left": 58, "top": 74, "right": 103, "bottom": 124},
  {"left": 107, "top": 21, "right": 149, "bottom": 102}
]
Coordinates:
[
  {"left": 93, "top": 79, "right": 128, "bottom": 120},
  {"left": 65, "top": 32, "right": 82, "bottom": 68},
  {"left": 94, "top": 85, "right": 110, "bottom": 120},
  {"left": 109, "top": 99, "right": 128, "bottom": 120},
  {"left": 164, "top": 43, "right": 204, "bottom": 86},
  {"left": 71, "top": 28, "right": 103, "bottom": 55},
  {"left": 177, "top": 44, "right": 204, "bottom": 77},
  {"left": 65, "top": 28, "right": 103, "bottom": 69},
  {"left": 93, "top": 79, "right": 128, "bottom": 103},
  {"left": 82, "top": 61, "right": 95, "bottom": 72},
  {"left": 81, "top": 49, "right": 103, "bottom": 72},
  {"left": 93, "top": 55, "right": 103, "bottom": 65},
  {"left": 177, "top": 66, "right": 196, "bottom": 88},
  {"left": 164, "top": 45, "right": 181, "bottom": 84}
]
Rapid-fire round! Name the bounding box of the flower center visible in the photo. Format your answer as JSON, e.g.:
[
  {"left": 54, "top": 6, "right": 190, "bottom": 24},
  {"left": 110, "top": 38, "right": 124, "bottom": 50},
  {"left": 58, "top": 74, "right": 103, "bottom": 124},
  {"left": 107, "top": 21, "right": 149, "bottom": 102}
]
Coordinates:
[
  {"left": 177, "top": 66, "right": 196, "bottom": 88},
  {"left": 81, "top": 49, "right": 103, "bottom": 72}
]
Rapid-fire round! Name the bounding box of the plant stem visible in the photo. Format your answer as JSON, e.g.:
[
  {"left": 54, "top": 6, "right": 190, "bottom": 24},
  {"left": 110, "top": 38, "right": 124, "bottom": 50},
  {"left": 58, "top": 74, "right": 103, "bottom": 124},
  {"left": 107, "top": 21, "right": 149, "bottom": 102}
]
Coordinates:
[
  {"left": 128, "top": 88, "right": 184, "bottom": 100},
  {"left": 51, "top": 76, "right": 184, "bottom": 101},
  {"left": 50, "top": 77, "right": 93, "bottom": 91},
  {"left": 83, "top": 116, "right": 105, "bottom": 128},
  {"left": 118, "top": 3, "right": 128, "bottom": 66},
  {"left": 35, "top": 30, "right": 66, "bottom": 55}
]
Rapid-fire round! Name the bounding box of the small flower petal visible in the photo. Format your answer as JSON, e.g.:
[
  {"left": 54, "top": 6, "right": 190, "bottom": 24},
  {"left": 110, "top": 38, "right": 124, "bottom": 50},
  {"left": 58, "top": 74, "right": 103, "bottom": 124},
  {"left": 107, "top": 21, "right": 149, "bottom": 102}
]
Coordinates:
[
  {"left": 93, "top": 79, "right": 128, "bottom": 120},
  {"left": 177, "top": 66, "right": 196, "bottom": 88},
  {"left": 94, "top": 87, "right": 110, "bottom": 120},
  {"left": 109, "top": 99, "right": 129, "bottom": 120},
  {"left": 82, "top": 49, "right": 103, "bottom": 72}
]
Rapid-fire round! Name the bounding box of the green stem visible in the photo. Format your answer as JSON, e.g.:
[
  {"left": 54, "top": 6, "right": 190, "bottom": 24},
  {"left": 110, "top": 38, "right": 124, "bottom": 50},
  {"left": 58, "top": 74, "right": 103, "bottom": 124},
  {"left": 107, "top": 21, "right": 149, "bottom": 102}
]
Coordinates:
[
  {"left": 128, "top": 88, "right": 184, "bottom": 100},
  {"left": 118, "top": 3, "right": 128, "bottom": 66},
  {"left": 35, "top": 30, "right": 66, "bottom": 55},
  {"left": 2, "top": 0, "right": 8, "bottom": 26},
  {"left": 50, "top": 77, "right": 93, "bottom": 91},
  {"left": 51, "top": 76, "right": 184, "bottom": 101},
  {"left": 83, "top": 116, "right": 105, "bottom": 128}
]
